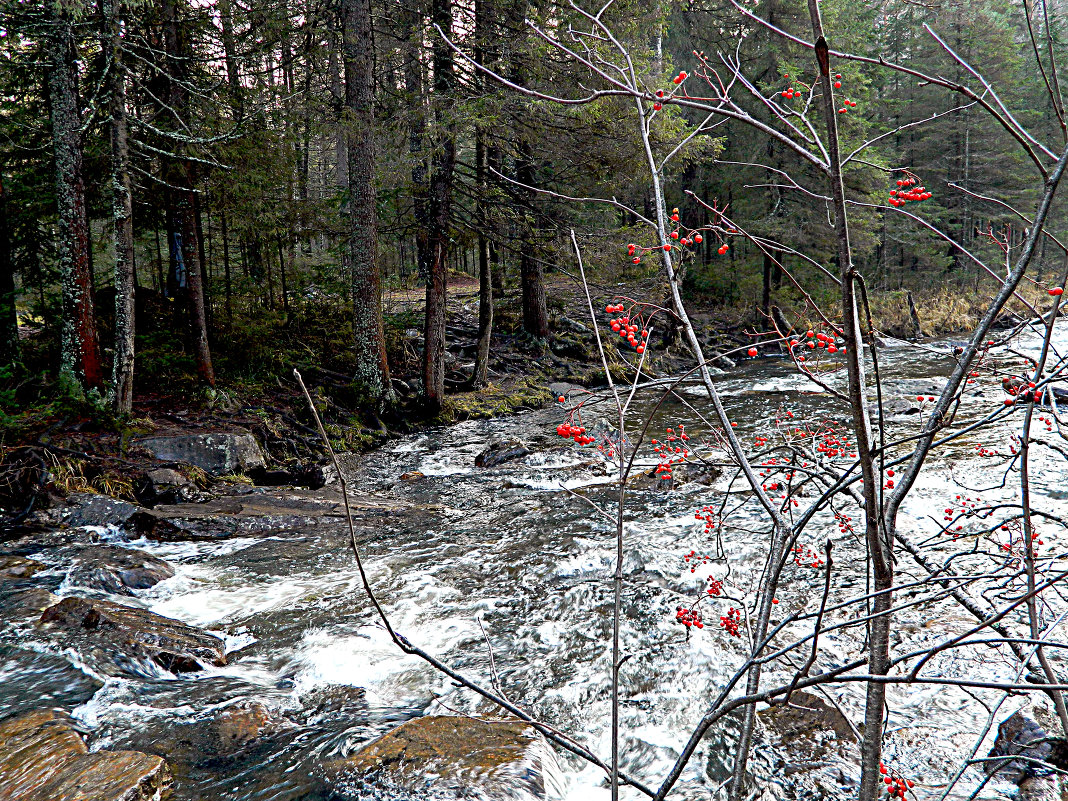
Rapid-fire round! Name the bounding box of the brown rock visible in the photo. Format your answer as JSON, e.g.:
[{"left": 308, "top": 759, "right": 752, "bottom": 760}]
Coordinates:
[
  {"left": 0, "top": 555, "right": 44, "bottom": 580},
  {"left": 333, "top": 715, "right": 556, "bottom": 799},
  {"left": 211, "top": 703, "right": 294, "bottom": 751},
  {"left": 759, "top": 691, "right": 856, "bottom": 759},
  {"left": 39, "top": 596, "right": 226, "bottom": 673},
  {"left": 0, "top": 709, "right": 171, "bottom": 801}
]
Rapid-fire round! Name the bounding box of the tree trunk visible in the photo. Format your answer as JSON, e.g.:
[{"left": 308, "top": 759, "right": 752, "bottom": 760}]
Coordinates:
[
  {"left": 341, "top": 0, "right": 392, "bottom": 408},
  {"left": 0, "top": 174, "right": 17, "bottom": 365},
  {"left": 162, "top": 0, "right": 214, "bottom": 386},
  {"left": 472, "top": 131, "right": 493, "bottom": 388},
  {"left": 422, "top": 0, "right": 456, "bottom": 412},
  {"left": 104, "top": 0, "right": 136, "bottom": 413},
  {"left": 277, "top": 235, "right": 289, "bottom": 320},
  {"left": 220, "top": 202, "right": 233, "bottom": 323},
  {"left": 46, "top": 6, "right": 102, "bottom": 390},
  {"left": 516, "top": 146, "right": 547, "bottom": 338}
]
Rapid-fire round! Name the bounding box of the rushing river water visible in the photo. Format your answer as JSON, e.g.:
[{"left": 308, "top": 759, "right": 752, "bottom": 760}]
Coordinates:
[{"left": 4, "top": 322, "right": 1068, "bottom": 801}]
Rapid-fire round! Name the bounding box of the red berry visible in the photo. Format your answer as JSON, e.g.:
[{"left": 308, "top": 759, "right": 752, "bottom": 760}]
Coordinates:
[
  {"left": 1050, "top": 287, "right": 1064, "bottom": 296},
  {"left": 748, "top": 347, "right": 758, "bottom": 357}
]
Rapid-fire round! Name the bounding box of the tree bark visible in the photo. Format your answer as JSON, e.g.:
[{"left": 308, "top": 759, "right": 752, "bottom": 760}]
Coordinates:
[
  {"left": 0, "top": 174, "right": 17, "bottom": 366},
  {"left": 517, "top": 141, "right": 548, "bottom": 338},
  {"left": 46, "top": 6, "right": 103, "bottom": 390},
  {"left": 472, "top": 131, "right": 493, "bottom": 388},
  {"left": 162, "top": 0, "right": 214, "bottom": 386},
  {"left": 341, "top": 0, "right": 392, "bottom": 408},
  {"left": 422, "top": 0, "right": 456, "bottom": 412},
  {"left": 104, "top": 0, "right": 136, "bottom": 413}
]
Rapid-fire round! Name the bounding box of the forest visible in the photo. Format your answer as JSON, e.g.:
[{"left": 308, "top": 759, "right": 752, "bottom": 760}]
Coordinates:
[{"left": 3, "top": 0, "right": 1068, "bottom": 799}]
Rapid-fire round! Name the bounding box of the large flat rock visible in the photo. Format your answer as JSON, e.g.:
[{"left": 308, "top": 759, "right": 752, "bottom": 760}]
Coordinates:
[
  {"left": 333, "top": 715, "right": 559, "bottom": 799},
  {"left": 130, "top": 488, "right": 428, "bottom": 540},
  {"left": 0, "top": 709, "right": 171, "bottom": 801},
  {"left": 39, "top": 596, "right": 226, "bottom": 674},
  {"left": 135, "top": 432, "right": 266, "bottom": 476}
]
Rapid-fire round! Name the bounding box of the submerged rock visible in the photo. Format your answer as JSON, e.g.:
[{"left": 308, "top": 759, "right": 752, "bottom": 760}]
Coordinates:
[
  {"left": 0, "top": 555, "right": 44, "bottom": 580},
  {"left": 64, "top": 545, "right": 175, "bottom": 595},
  {"left": 759, "top": 691, "right": 856, "bottom": 760},
  {"left": 333, "top": 715, "right": 558, "bottom": 799},
  {"left": 39, "top": 596, "right": 226, "bottom": 673},
  {"left": 210, "top": 702, "right": 295, "bottom": 753},
  {"left": 135, "top": 432, "right": 266, "bottom": 476},
  {"left": 0, "top": 708, "right": 171, "bottom": 801},
  {"left": 475, "top": 439, "right": 531, "bottom": 468}
]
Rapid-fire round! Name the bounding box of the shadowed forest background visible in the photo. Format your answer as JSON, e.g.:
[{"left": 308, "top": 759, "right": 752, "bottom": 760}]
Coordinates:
[{"left": 0, "top": 0, "right": 1065, "bottom": 438}]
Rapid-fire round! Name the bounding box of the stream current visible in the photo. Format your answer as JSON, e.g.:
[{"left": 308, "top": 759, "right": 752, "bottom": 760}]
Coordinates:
[{"left": 4, "top": 323, "right": 1068, "bottom": 801}]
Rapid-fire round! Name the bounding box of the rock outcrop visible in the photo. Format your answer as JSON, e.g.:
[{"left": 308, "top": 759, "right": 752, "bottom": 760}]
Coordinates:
[
  {"left": 39, "top": 596, "right": 226, "bottom": 673},
  {"left": 135, "top": 432, "right": 266, "bottom": 476},
  {"left": 0, "top": 709, "right": 171, "bottom": 801},
  {"left": 332, "top": 715, "right": 559, "bottom": 800}
]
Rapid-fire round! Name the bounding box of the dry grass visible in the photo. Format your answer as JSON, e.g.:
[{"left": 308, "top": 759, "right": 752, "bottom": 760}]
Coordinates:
[{"left": 869, "top": 283, "right": 1052, "bottom": 338}]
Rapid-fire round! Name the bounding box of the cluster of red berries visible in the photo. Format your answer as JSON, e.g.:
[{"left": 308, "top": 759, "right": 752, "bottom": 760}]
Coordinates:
[
  {"left": 719, "top": 607, "right": 741, "bottom": 637},
  {"left": 683, "top": 549, "right": 714, "bottom": 573},
  {"left": 790, "top": 329, "right": 845, "bottom": 356},
  {"left": 792, "top": 544, "right": 825, "bottom": 569},
  {"left": 651, "top": 72, "right": 688, "bottom": 111},
  {"left": 880, "top": 763, "right": 914, "bottom": 799},
  {"left": 653, "top": 426, "right": 689, "bottom": 479},
  {"left": 676, "top": 606, "right": 703, "bottom": 628},
  {"left": 888, "top": 175, "right": 931, "bottom": 207},
  {"left": 706, "top": 577, "right": 724, "bottom": 596},
  {"left": 1038, "top": 414, "right": 1055, "bottom": 432},
  {"left": 883, "top": 467, "right": 895, "bottom": 489},
  {"left": 627, "top": 208, "right": 712, "bottom": 262},
  {"left": 779, "top": 73, "right": 807, "bottom": 100},
  {"left": 556, "top": 422, "right": 595, "bottom": 445},
  {"left": 694, "top": 506, "right": 721, "bottom": 534},
  {"left": 605, "top": 304, "right": 649, "bottom": 354},
  {"left": 1002, "top": 374, "right": 1044, "bottom": 405},
  {"left": 834, "top": 509, "right": 855, "bottom": 535}
]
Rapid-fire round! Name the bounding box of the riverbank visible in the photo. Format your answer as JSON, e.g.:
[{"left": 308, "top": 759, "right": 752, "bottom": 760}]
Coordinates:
[{"left": 1, "top": 272, "right": 1051, "bottom": 528}]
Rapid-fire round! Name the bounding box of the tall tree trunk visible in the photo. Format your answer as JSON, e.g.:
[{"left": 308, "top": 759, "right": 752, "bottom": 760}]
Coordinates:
[
  {"left": 104, "top": 0, "right": 136, "bottom": 413},
  {"left": 162, "top": 0, "right": 214, "bottom": 386},
  {"left": 517, "top": 142, "right": 548, "bottom": 337},
  {"left": 472, "top": 131, "right": 493, "bottom": 389},
  {"left": 0, "top": 174, "right": 17, "bottom": 365},
  {"left": 47, "top": 7, "right": 102, "bottom": 390},
  {"left": 341, "top": 0, "right": 392, "bottom": 408},
  {"left": 276, "top": 235, "right": 289, "bottom": 320},
  {"left": 470, "top": 0, "right": 494, "bottom": 388},
  {"left": 220, "top": 202, "right": 233, "bottom": 323},
  {"left": 218, "top": 0, "right": 242, "bottom": 112},
  {"left": 423, "top": 0, "right": 456, "bottom": 412}
]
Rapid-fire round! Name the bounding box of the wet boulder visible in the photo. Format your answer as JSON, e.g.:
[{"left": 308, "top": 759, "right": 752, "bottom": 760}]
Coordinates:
[
  {"left": 39, "top": 596, "right": 226, "bottom": 673},
  {"left": 333, "top": 715, "right": 558, "bottom": 800},
  {"left": 759, "top": 691, "right": 856, "bottom": 760},
  {"left": 474, "top": 439, "right": 531, "bottom": 468},
  {"left": 55, "top": 493, "right": 140, "bottom": 529},
  {"left": 135, "top": 432, "right": 266, "bottom": 476},
  {"left": 0, "top": 709, "right": 171, "bottom": 801},
  {"left": 64, "top": 546, "right": 175, "bottom": 595},
  {"left": 986, "top": 710, "right": 1068, "bottom": 786},
  {"left": 134, "top": 468, "right": 197, "bottom": 507}
]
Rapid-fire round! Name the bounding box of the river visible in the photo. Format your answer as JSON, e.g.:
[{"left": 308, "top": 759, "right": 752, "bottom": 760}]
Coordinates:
[{"left": 3, "top": 321, "right": 1067, "bottom": 801}]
